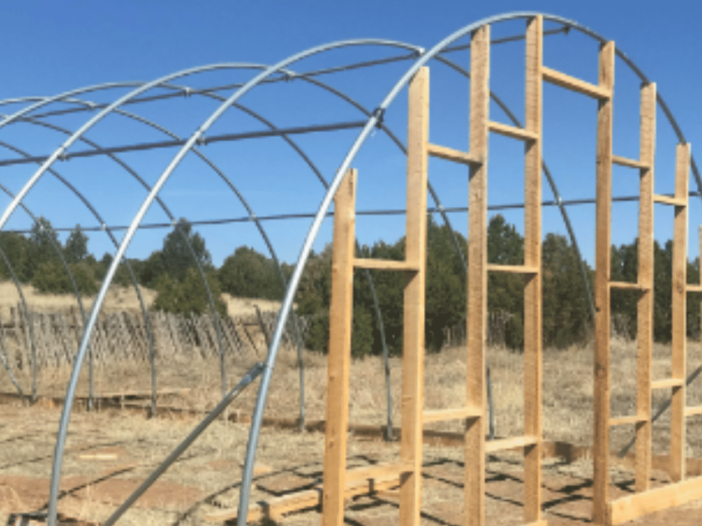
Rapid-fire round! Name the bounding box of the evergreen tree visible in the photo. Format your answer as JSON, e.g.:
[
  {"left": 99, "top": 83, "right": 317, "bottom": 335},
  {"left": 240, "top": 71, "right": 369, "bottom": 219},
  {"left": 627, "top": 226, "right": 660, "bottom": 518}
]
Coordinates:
[
  {"left": 541, "top": 233, "right": 592, "bottom": 348},
  {"left": 29, "top": 217, "right": 60, "bottom": 273},
  {"left": 487, "top": 215, "right": 525, "bottom": 348},
  {"left": 425, "top": 217, "right": 466, "bottom": 351},
  {"left": 219, "top": 246, "right": 283, "bottom": 300},
  {"left": 64, "top": 225, "right": 89, "bottom": 264},
  {"left": 152, "top": 268, "right": 226, "bottom": 316},
  {"left": 31, "top": 260, "right": 98, "bottom": 296},
  {"left": 0, "top": 231, "right": 34, "bottom": 282},
  {"left": 160, "top": 219, "right": 212, "bottom": 281}
]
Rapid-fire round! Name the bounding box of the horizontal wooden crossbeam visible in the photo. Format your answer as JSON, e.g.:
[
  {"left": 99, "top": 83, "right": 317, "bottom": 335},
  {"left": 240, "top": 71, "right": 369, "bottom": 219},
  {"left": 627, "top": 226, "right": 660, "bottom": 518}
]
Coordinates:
[
  {"left": 345, "top": 461, "right": 413, "bottom": 482},
  {"left": 609, "top": 476, "right": 702, "bottom": 524},
  {"left": 612, "top": 155, "right": 648, "bottom": 170},
  {"left": 423, "top": 406, "right": 481, "bottom": 424},
  {"left": 485, "top": 435, "right": 538, "bottom": 454},
  {"left": 653, "top": 194, "right": 686, "bottom": 206},
  {"left": 685, "top": 405, "right": 702, "bottom": 417},
  {"left": 651, "top": 378, "right": 685, "bottom": 389},
  {"left": 687, "top": 284, "right": 702, "bottom": 293},
  {"left": 609, "top": 281, "right": 649, "bottom": 291},
  {"left": 609, "top": 414, "right": 645, "bottom": 427},
  {"left": 427, "top": 143, "right": 482, "bottom": 166},
  {"left": 542, "top": 66, "right": 612, "bottom": 99},
  {"left": 487, "top": 264, "right": 539, "bottom": 274},
  {"left": 353, "top": 258, "right": 418, "bottom": 272},
  {"left": 488, "top": 121, "right": 539, "bottom": 141},
  {"left": 205, "top": 462, "right": 409, "bottom": 523}
]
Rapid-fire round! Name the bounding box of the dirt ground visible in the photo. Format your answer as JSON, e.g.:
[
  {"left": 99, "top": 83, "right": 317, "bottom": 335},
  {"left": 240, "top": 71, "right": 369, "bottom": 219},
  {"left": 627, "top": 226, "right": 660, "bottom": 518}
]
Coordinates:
[
  {"left": 4, "top": 339, "right": 702, "bottom": 525},
  {"left": 2, "top": 401, "right": 702, "bottom": 526}
]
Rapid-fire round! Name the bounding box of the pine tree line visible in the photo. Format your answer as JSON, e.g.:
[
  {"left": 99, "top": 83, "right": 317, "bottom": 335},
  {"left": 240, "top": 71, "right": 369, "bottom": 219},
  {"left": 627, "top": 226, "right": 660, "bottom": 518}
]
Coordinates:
[{"left": 0, "top": 215, "right": 697, "bottom": 354}]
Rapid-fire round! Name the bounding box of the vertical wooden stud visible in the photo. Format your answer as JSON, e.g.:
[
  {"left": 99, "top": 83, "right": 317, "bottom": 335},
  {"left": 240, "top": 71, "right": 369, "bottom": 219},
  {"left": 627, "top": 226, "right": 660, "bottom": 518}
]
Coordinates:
[
  {"left": 636, "top": 82, "right": 656, "bottom": 493},
  {"left": 466, "top": 24, "right": 490, "bottom": 526},
  {"left": 524, "top": 15, "right": 543, "bottom": 524},
  {"left": 670, "top": 143, "right": 690, "bottom": 482},
  {"left": 593, "top": 39, "right": 615, "bottom": 526},
  {"left": 321, "top": 168, "right": 357, "bottom": 526},
  {"left": 398, "top": 66, "right": 429, "bottom": 526}
]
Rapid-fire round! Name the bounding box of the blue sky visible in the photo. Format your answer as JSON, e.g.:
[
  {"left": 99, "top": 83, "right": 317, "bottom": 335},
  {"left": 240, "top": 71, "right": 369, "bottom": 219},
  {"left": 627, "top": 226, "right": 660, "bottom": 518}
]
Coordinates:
[{"left": 0, "top": 0, "right": 700, "bottom": 268}]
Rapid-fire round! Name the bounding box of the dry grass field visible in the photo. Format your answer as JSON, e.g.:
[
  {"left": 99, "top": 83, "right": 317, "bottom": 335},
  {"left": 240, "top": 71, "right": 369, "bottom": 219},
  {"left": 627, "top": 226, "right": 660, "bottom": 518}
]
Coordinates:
[
  {"left": 0, "top": 281, "right": 284, "bottom": 319},
  {"left": 4, "top": 331, "right": 702, "bottom": 525}
]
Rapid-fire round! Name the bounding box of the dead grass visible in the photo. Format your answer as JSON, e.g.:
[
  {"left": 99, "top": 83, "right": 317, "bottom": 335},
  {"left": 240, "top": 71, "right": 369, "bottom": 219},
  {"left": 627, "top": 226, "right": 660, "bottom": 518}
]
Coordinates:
[
  {"left": 13, "top": 336, "right": 702, "bottom": 455},
  {"left": 4, "top": 337, "right": 702, "bottom": 525},
  {"left": 0, "top": 282, "right": 282, "bottom": 319}
]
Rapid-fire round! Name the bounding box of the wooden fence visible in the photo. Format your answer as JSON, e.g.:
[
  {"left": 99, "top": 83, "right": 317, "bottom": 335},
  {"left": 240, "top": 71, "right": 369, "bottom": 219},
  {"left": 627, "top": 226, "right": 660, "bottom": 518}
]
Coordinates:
[{"left": 0, "top": 305, "right": 309, "bottom": 370}]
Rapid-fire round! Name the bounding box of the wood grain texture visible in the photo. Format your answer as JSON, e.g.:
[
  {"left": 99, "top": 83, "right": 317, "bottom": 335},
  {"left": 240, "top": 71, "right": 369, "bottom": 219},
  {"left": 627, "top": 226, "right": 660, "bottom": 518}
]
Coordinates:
[
  {"left": 466, "top": 24, "right": 490, "bottom": 526},
  {"left": 593, "top": 39, "right": 615, "bottom": 526},
  {"left": 321, "top": 168, "right": 357, "bottom": 526},
  {"left": 486, "top": 264, "right": 538, "bottom": 274},
  {"left": 609, "top": 281, "right": 647, "bottom": 291},
  {"left": 542, "top": 65, "right": 612, "bottom": 99},
  {"left": 612, "top": 154, "right": 647, "bottom": 169},
  {"left": 684, "top": 405, "right": 702, "bottom": 417},
  {"left": 670, "top": 142, "right": 690, "bottom": 483},
  {"left": 207, "top": 463, "right": 405, "bottom": 523},
  {"left": 488, "top": 120, "right": 538, "bottom": 141},
  {"left": 609, "top": 415, "right": 645, "bottom": 427},
  {"left": 651, "top": 378, "right": 685, "bottom": 389},
  {"left": 524, "top": 15, "right": 544, "bottom": 525},
  {"left": 427, "top": 142, "right": 482, "bottom": 165},
  {"left": 636, "top": 82, "right": 655, "bottom": 493},
  {"left": 485, "top": 434, "right": 538, "bottom": 453},
  {"left": 423, "top": 406, "right": 480, "bottom": 423},
  {"left": 399, "top": 66, "right": 429, "bottom": 526},
  {"left": 609, "top": 476, "right": 702, "bottom": 525},
  {"left": 653, "top": 194, "right": 686, "bottom": 206},
  {"left": 353, "top": 258, "right": 418, "bottom": 272}
]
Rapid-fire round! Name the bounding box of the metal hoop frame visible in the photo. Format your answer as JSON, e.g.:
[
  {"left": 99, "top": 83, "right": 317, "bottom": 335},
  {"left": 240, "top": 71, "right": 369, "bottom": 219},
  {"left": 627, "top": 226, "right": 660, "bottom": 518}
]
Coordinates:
[{"left": 0, "top": 11, "right": 697, "bottom": 526}]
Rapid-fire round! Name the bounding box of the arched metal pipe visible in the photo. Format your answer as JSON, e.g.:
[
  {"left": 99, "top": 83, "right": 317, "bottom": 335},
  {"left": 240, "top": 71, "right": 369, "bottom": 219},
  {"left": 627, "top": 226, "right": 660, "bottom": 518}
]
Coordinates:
[
  {"left": 0, "top": 25, "right": 568, "bottom": 123},
  {"left": 1, "top": 42, "right": 588, "bottom": 441},
  {"left": 0, "top": 15, "right": 692, "bottom": 524},
  {"left": 2, "top": 65, "right": 404, "bottom": 435},
  {"left": 0, "top": 177, "right": 92, "bottom": 403},
  {"left": 238, "top": 11, "right": 695, "bottom": 521},
  {"left": 0, "top": 177, "right": 93, "bottom": 404},
  {"left": 0, "top": 139, "right": 152, "bottom": 411},
  {"left": 5, "top": 88, "right": 310, "bottom": 425},
  {"left": 0, "top": 345, "right": 22, "bottom": 396},
  {"left": 0, "top": 243, "right": 33, "bottom": 399},
  {"left": 3, "top": 110, "right": 230, "bottom": 406},
  {"left": 0, "top": 29, "right": 590, "bottom": 519},
  {"left": 29, "top": 41, "right": 440, "bottom": 526}
]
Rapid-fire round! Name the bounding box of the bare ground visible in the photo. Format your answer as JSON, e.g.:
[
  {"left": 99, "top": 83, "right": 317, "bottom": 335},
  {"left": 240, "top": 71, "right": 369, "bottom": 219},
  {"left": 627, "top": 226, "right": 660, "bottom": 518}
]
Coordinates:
[{"left": 3, "top": 336, "right": 702, "bottom": 524}]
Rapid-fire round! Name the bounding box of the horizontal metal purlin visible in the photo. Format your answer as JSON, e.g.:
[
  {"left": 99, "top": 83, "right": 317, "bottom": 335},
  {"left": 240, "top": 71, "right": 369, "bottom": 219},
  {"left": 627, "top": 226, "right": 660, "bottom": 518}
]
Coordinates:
[
  {"left": 24, "top": 28, "right": 571, "bottom": 122},
  {"left": 3, "top": 192, "right": 702, "bottom": 234},
  {"left": 0, "top": 121, "right": 366, "bottom": 167}
]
